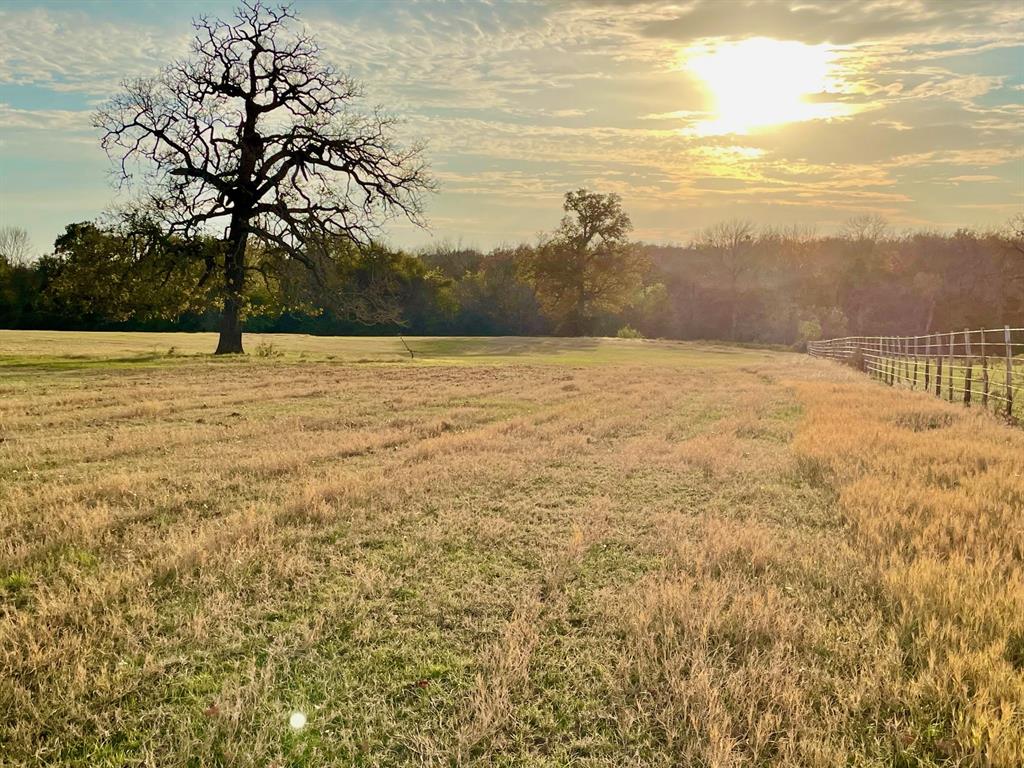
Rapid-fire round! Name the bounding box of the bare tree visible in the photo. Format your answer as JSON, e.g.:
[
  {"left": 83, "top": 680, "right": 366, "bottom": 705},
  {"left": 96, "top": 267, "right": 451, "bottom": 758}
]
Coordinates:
[
  {"left": 1002, "top": 213, "right": 1024, "bottom": 275},
  {"left": 841, "top": 214, "right": 890, "bottom": 243},
  {"left": 94, "top": 1, "right": 431, "bottom": 353},
  {"left": 0, "top": 226, "right": 33, "bottom": 267},
  {"left": 698, "top": 219, "right": 756, "bottom": 340}
]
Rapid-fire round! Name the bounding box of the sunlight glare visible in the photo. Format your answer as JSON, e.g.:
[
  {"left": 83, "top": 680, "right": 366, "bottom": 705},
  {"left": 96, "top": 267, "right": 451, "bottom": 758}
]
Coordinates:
[{"left": 683, "top": 38, "right": 852, "bottom": 136}]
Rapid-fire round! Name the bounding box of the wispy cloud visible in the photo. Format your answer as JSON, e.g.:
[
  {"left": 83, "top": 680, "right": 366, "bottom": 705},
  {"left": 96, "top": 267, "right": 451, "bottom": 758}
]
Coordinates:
[
  {"left": 0, "top": 0, "right": 1020, "bottom": 250},
  {"left": 0, "top": 7, "right": 188, "bottom": 95}
]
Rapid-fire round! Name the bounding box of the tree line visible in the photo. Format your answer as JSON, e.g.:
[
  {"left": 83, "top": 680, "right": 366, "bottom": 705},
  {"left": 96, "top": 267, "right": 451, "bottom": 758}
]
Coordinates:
[
  {"left": 1, "top": 1, "right": 1021, "bottom": 350},
  {"left": 2, "top": 209, "right": 1021, "bottom": 346}
]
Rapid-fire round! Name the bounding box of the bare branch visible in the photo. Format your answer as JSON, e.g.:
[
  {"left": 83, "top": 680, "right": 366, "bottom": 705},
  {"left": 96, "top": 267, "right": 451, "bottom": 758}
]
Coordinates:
[{"left": 92, "top": 0, "right": 433, "bottom": 351}]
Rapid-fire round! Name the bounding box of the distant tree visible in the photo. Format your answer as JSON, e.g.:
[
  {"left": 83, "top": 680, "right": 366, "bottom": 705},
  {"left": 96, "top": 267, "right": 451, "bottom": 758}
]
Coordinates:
[
  {"left": 41, "top": 218, "right": 218, "bottom": 322},
  {"left": 418, "top": 241, "right": 484, "bottom": 280},
  {"left": 836, "top": 216, "right": 893, "bottom": 333},
  {"left": 623, "top": 282, "right": 670, "bottom": 338},
  {"left": 0, "top": 226, "right": 32, "bottom": 267},
  {"left": 94, "top": 1, "right": 431, "bottom": 353},
  {"left": 1001, "top": 213, "right": 1024, "bottom": 283},
  {"left": 41, "top": 218, "right": 444, "bottom": 333},
  {"left": 0, "top": 228, "right": 46, "bottom": 328},
  {"left": 521, "top": 189, "right": 646, "bottom": 335},
  {"left": 697, "top": 219, "right": 756, "bottom": 340},
  {"left": 273, "top": 235, "right": 456, "bottom": 329},
  {"left": 456, "top": 246, "right": 547, "bottom": 335},
  {"left": 797, "top": 318, "right": 822, "bottom": 345},
  {"left": 841, "top": 214, "right": 890, "bottom": 243}
]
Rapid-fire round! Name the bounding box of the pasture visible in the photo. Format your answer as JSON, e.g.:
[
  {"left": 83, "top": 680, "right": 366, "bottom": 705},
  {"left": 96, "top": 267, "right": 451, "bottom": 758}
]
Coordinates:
[{"left": 1, "top": 332, "right": 1021, "bottom": 767}]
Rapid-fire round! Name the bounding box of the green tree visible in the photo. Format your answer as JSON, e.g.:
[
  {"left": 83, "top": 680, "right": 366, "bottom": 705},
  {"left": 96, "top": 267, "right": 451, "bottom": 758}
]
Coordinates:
[
  {"left": 42, "top": 218, "right": 218, "bottom": 322},
  {"left": 521, "top": 189, "right": 646, "bottom": 335},
  {"left": 277, "top": 236, "right": 457, "bottom": 330},
  {"left": 456, "top": 246, "right": 546, "bottom": 335}
]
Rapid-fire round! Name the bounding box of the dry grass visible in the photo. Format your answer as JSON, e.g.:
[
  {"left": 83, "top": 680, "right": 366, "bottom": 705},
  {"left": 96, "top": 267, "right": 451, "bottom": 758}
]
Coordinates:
[{"left": 0, "top": 333, "right": 1020, "bottom": 766}]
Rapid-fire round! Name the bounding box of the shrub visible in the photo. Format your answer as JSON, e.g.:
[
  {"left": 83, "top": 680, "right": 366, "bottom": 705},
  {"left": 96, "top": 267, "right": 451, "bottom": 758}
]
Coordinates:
[
  {"left": 253, "top": 340, "right": 282, "bottom": 358},
  {"left": 797, "top": 318, "right": 822, "bottom": 344},
  {"left": 616, "top": 325, "right": 644, "bottom": 339}
]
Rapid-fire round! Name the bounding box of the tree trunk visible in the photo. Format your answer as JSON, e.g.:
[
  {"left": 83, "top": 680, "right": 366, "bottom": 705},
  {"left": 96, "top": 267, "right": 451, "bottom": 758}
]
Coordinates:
[
  {"left": 214, "top": 219, "right": 248, "bottom": 355},
  {"left": 729, "top": 279, "right": 739, "bottom": 341},
  {"left": 922, "top": 297, "right": 936, "bottom": 334},
  {"left": 215, "top": 293, "right": 244, "bottom": 354}
]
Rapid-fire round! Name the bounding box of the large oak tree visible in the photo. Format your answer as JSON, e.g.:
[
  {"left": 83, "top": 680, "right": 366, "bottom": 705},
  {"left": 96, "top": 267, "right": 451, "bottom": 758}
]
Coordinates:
[
  {"left": 95, "top": 1, "right": 431, "bottom": 353},
  {"left": 522, "top": 190, "right": 646, "bottom": 335}
]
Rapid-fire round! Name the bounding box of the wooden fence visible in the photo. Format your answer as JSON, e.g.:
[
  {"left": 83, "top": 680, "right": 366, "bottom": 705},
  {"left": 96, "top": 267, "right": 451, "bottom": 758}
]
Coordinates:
[{"left": 807, "top": 326, "right": 1023, "bottom": 422}]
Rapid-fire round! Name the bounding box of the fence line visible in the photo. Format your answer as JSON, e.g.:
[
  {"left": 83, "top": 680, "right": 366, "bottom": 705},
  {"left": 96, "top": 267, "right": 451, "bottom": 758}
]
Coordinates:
[{"left": 807, "top": 326, "right": 1023, "bottom": 422}]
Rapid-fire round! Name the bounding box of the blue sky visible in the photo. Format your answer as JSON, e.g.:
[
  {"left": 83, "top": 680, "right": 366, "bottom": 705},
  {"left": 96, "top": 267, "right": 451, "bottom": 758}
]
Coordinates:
[{"left": 1, "top": 0, "right": 1022, "bottom": 257}]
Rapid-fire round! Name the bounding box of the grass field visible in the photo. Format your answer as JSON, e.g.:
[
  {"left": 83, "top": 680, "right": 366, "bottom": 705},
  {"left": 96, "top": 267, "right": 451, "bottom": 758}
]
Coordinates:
[{"left": 1, "top": 332, "right": 1022, "bottom": 767}]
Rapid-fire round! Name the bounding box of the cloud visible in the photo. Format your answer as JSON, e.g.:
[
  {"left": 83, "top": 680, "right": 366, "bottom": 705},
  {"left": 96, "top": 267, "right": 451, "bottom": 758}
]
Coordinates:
[
  {"left": 640, "top": 109, "right": 705, "bottom": 121},
  {"left": 0, "top": 0, "right": 1020, "bottom": 248},
  {"left": 0, "top": 7, "right": 188, "bottom": 95},
  {"left": 639, "top": 0, "right": 1024, "bottom": 47},
  {"left": 948, "top": 174, "right": 1002, "bottom": 182},
  {"left": 0, "top": 103, "right": 92, "bottom": 131}
]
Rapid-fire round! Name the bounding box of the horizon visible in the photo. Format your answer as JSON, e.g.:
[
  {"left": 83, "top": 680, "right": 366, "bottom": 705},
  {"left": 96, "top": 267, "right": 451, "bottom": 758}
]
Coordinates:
[{"left": 1, "top": 0, "right": 1022, "bottom": 257}]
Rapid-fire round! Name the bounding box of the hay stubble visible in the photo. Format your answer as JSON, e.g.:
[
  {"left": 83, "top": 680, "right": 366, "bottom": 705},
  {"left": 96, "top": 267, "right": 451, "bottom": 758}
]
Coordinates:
[{"left": 1, "top": 336, "right": 1020, "bottom": 766}]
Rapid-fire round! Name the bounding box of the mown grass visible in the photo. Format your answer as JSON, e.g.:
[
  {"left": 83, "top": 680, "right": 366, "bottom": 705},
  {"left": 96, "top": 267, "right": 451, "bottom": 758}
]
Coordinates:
[
  {"left": 1, "top": 332, "right": 1021, "bottom": 766},
  {"left": 0, "top": 330, "right": 768, "bottom": 369}
]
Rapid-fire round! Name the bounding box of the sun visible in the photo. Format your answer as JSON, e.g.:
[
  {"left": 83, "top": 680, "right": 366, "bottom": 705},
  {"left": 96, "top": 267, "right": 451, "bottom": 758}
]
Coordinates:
[{"left": 683, "top": 38, "right": 851, "bottom": 136}]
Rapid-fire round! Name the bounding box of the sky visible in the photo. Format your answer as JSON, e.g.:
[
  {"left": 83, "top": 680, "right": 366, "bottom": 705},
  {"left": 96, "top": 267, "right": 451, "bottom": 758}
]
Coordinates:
[{"left": 0, "top": 0, "right": 1022, "bottom": 256}]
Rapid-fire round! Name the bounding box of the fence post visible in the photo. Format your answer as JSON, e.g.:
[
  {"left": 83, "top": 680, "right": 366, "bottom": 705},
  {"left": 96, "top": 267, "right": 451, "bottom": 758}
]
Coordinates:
[
  {"left": 893, "top": 336, "right": 899, "bottom": 384},
  {"left": 925, "top": 333, "right": 933, "bottom": 391},
  {"left": 981, "top": 329, "right": 989, "bottom": 410},
  {"left": 902, "top": 337, "right": 909, "bottom": 385},
  {"left": 947, "top": 332, "right": 955, "bottom": 402},
  {"left": 963, "top": 329, "right": 972, "bottom": 406},
  {"left": 935, "top": 334, "right": 943, "bottom": 398},
  {"left": 912, "top": 337, "right": 919, "bottom": 389},
  {"left": 909, "top": 337, "right": 917, "bottom": 387},
  {"left": 909, "top": 335, "right": 917, "bottom": 385},
  {"left": 1006, "top": 325, "right": 1014, "bottom": 419},
  {"left": 899, "top": 337, "right": 906, "bottom": 385},
  {"left": 890, "top": 336, "right": 896, "bottom": 385},
  {"left": 925, "top": 331, "right": 933, "bottom": 391},
  {"left": 887, "top": 337, "right": 894, "bottom": 385}
]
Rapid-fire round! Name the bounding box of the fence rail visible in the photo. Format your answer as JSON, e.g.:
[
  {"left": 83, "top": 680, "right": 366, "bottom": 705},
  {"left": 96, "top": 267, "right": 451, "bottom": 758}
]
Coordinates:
[{"left": 808, "top": 326, "right": 1024, "bottom": 422}]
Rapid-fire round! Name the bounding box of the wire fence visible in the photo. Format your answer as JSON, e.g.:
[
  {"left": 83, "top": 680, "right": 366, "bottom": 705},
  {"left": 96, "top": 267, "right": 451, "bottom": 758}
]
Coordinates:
[{"left": 807, "top": 326, "right": 1023, "bottom": 423}]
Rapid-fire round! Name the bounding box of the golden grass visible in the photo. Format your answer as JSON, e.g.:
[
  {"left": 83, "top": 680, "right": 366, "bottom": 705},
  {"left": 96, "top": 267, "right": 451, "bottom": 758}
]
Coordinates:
[
  {"left": 0, "top": 333, "right": 1020, "bottom": 766},
  {"left": 791, "top": 371, "right": 1024, "bottom": 767}
]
